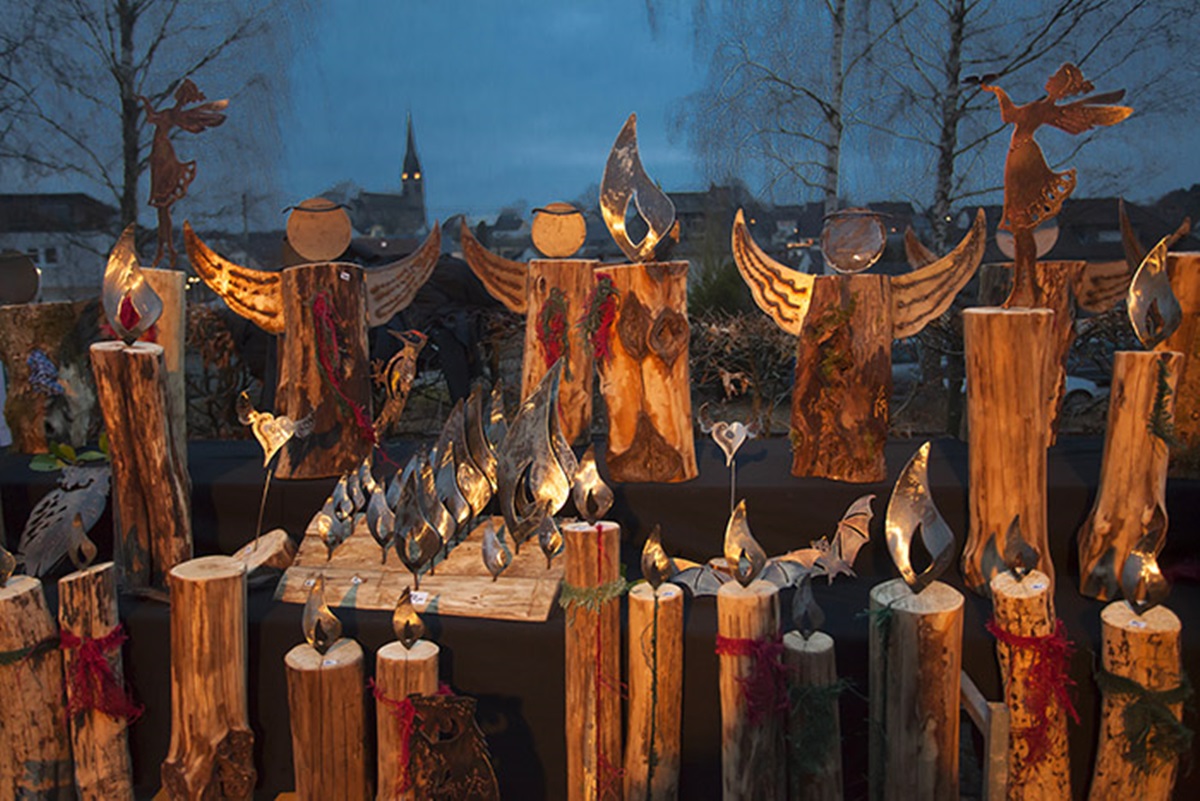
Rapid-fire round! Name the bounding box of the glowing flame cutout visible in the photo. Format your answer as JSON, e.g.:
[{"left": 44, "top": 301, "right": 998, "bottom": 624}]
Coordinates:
[
  {"left": 394, "top": 587, "right": 425, "bottom": 650},
  {"left": 641, "top": 524, "right": 677, "bottom": 590},
  {"left": 724, "top": 500, "right": 767, "bottom": 587},
  {"left": 302, "top": 574, "right": 343, "bottom": 654},
  {"left": 1128, "top": 235, "right": 1182, "bottom": 350},
  {"left": 600, "top": 113, "right": 677, "bottom": 263},
  {"left": 481, "top": 521, "right": 512, "bottom": 581},
  {"left": 1120, "top": 508, "right": 1170, "bottom": 616},
  {"left": 103, "top": 224, "right": 164, "bottom": 346},
  {"left": 885, "top": 442, "right": 954, "bottom": 594},
  {"left": 572, "top": 445, "right": 613, "bottom": 525}
]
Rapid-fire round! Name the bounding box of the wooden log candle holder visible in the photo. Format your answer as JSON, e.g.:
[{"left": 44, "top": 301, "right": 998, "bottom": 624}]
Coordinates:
[
  {"left": 161, "top": 557, "right": 255, "bottom": 799},
  {"left": 962, "top": 308, "right": 1055, "bottom": 595},
  {"left": 375, "top": 638, "right": 439, "bottom": 800},
  {"left": 784, "top": 630, "right": 844, "bottom": 801},
  {"left": 141, "top": 267, "right": 187, "bottom": 458},
  {"left": 1088, "top": 602, "right": 1186, "bottom": 801},
  {"left": 0, "top": 575, "right": 73, "bottom": 799},
  {"left": 562, "top": 520, "right": 623, "bottom": 801},
  {"left": 868, "top": 579, "right": 964, "bottom": 801},
  {"left": 1077, "top": 350, "right": 1181, "bottom": 600},
  {"left": 58, "top": 562, "right": 136, "bottom": 800},
  {"left": 624, "top": 581, "right": 683, "bottom": 800}
]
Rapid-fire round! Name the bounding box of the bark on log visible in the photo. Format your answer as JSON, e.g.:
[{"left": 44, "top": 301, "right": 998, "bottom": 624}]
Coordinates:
[
  {"left": 91, "top": 341, "right": 192, "bottom": 593},
  {"left": 142, "top": 268, "right": 187, "bottom": 458},
  {"left": 162, "top": 556, "right": 255, "bottom": 800},
  {"left": 522, "top": 259, "right": 598, "bottom": 445},
  {"left": 1160, "top": 252, "right": 1200, "bottom": 474},
  {"left": 0, "top": 575, "right": 73, "bottom": 799},
  {"left": 962, "top": 308, "right": 1055, "bottom": 596},
  {"left": 1077, "top": 351, "right": 1180, "bottom": 600},
  {"left": 285, "top": 638, "right": 371, "bottom": 801},
  {"left": 595, "top": 262, "right": 696, "bottom": 483},
  {"left": 790, "top": 274, "right": 891, "bottom": 483},
  {"left": 275, "top": 262, "right": 372, "bottom": 480},
  {"left": 624, "top": 582, "right": 683, "bottom": 801},
  {"left": 1088, "top": 602, "right": 1183, "bottom": 801},
  {"left": 375, "top": 639, "right": 439, "bottom": 801},
  {"left": 989, "top": 570, "right": 1069, "bottom": 800},
  {"left": 717, "top": 579, "right": 785, "bottom": 801},
  {"left": 58, "top": 562, "right": 134, "bottom": 800},
  {"left": 783, "top": 630, "right": 843, "bottom": 801},
  {"left": 563, "top": 520, "right": 623, "bottom": 801},
  {"left": 868, "top": 579, "right": 963, "bottom": 801}
]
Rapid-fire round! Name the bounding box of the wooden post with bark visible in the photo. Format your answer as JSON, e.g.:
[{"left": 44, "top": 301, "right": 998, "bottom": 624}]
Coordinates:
[
  {"left": 1088, "top": 602, "right": 1184, "bottom": 801},
  {"left": 716, "top": 579, "right": 785, "bottom": 801},
  {"left": 989, "top": 569, "right": 1070, "bottom": 800},
  {"left": 1077, "top": 350, "right": 1180, "bottom": 600},
  {"left": 375, "top": 639, "right": 439, "bottom": 801},
  {"left": 784, "top": 630, "right": 843, "bottom": 801},
  {"left": 58, "top": 562, "right": 135, "bottom": 801},
  {"left": 285, "top": 638, "right": 371, "bottom": 801},
  {"left": 594, "top": 263, "right": 696, "bottom": 483},
  {"left": 562, "top": 520, "right": 623, "bottom": 801},
  {"left": 0, "top": 575, "right": 73, "bottom": 799},
  {"left": 91, "top": 340, "right": 192, "bottom": 594},
  {"left": 142, "top": 267, "right": 187, "bottom": 458},
  {"left": 1160, "top": 252, "right": 1200, "bottom": 472},
  {"left": 161, "top": 557, "right": 255, "bottom": 800},
  {"left": 868, "top": 579, "right": 964, "bottom": 801},
  {"left": 624, "top": 582, "right": 684, "bottom": 801},
  {"left": 962, "top": 308, "right": 1055, "bottom": 595}
]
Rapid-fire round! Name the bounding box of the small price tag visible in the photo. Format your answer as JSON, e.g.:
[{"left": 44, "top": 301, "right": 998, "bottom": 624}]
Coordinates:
[
  {"left": 322, "top": 658, "right": 338, "bottom": 667},
  {"left": 1030, "top": 581, "right": 1047, "bottom": 591},
  {"left": 410, "top": 591, "right": 430, "bottom": 606},
  {"left": 339, "top": 270, "right": 351, "bottom": 281},
  {"left": 303, "top": 577, "right": 316, "bottom": 588},
  {"left": 1129, "top": 618, "right": 1148, "bottom": 629},
  {"left": 350, "top": 574, "right": 365, "bottom": 585}
]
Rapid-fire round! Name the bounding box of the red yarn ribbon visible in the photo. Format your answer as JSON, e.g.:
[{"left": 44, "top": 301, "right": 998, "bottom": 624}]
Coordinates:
[
  {"left": 370, "top": 679, "right": 454, "bottom": 795},
  {"left": 313, "top": 292, "right": 376, "bottom": 446},
  {"left": 58, "top": 625, "right": 143, "bottom": 722},
  {"left": 986, "top": 617, "right": 1080, "bottom": 765},
  {"left": 583, "top": 276, "right": 618, "bottom": 364},
  {"left": 715, "top": 632, "right": 789, "bottom": 726}
]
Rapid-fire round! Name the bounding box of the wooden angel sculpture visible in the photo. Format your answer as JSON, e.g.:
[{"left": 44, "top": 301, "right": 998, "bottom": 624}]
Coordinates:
[
  {"left": 732, "top": 209, "right": 986, "bottom": 482},
  {"left": 139, "top": 79, "right": 228, "bottom": 268},
  {"left": 185, "top": 198, "right": 440, "bottom": 479}
]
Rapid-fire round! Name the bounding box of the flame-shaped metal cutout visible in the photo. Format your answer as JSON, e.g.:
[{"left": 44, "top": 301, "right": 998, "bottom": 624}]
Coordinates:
[
  {"left": 792, "top": 573, "right": 825, "bottom": 640},
  {"left": 1120, "top": 507, "right": 1170, "bottom": 615},
  {"left": 465, "top": 384, "right": 501, "bottom": 492},
  {"left": 600, "top": 113, "right": 677, "bottom": 263},
  {"left": 417, "top": 452, "right": 456, "bottom": 549},
  {"left": 885, "top": 442, "right": 954, "bottom": 594},
  {"left": 724, "top": 500, "right": 767, "bottom": 587},
  {"left": 640, "top": 524, "right": 677, "bottom": 590},
  {"left": 1129, "top": 235, "right": 1182, "bottom": 349},
  {"left": 358, "top": 455, "right": 377, "bottom": 498},
  {"left": 346, "top": 464, "right": 366, "bottom": 512},
  {"left": 0, "top": 538, "right": 15, "bottom": 587},
  {"left": 366, "top": 482, "right": 395, "bottom": 564},
  {"left": 103, "top": 224, "right": 163, "bottom": 346},
  {"left": 438, "top": 399, "right": 492, "bottom": 517},
  {"left": 533, "top": 508, "right": 564, "bottom": 569},
  {"left": 393, "top": 458, "right": 443, "bottom": 590},
  {"left": 482, "top": 521, "right": 512, "bottom": 581},
  {"left": 393, "top": 587, "right": 425, "bottom": 650},
  {"left": 433, "top": 442, "right": 472, "bottom": 535},
  {"left": 487, "top": 382, "right": 508, "bottom": 447},
  {"left": 303, "top": 574, "right": 343, "bottom": 654},
  {"left": 572, "top": 445, "right": 613, "bottom": 525},
  {"left": 1003, "top": 515, "right": 1039, "bottom": 581}
]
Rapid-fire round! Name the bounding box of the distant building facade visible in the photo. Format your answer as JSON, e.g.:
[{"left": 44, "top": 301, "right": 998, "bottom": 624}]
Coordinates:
[
  {"left": 0, "top": 193, "right": 117, "bottom": 301},
  {"left": 344, "top": 114, "right": 429, "bottom": 239}
]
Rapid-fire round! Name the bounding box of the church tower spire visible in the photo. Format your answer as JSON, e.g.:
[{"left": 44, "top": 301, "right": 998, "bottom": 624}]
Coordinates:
[{"left": 400, "top": 112, "right": 427, "bottom": 234}]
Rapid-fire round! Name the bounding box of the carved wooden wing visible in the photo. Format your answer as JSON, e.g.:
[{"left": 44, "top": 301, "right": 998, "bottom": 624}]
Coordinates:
[
  {"left": 460, "top": 219, "right": 528, "bottom": 314},
  {"left": 184, "top": 222, "right": 284, "bottom": 334},
  {"left": 1119, "top": 198, "right": 1146, "bottom": 272},
  {"left": 364, "top": 224, "right": 442, "bottom": 327},
  {"left": 903, "top": 227, "right": 938, "bottom": 269},
  {"left": 730, "top": 209, "right": 813, "bottom": 336},
  {"left": 890, "top": 208, "right": 987, "bottom": 340}
]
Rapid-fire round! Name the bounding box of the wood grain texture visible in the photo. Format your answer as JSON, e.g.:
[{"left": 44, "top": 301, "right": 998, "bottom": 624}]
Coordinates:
[
  {"left": 625, "top": 582, "right": 683, "bottom": 801},
  {"left": 1077, "top": 351, "right": 1180, "bottom": 600},
  {"left": 58, "top": 563, "right": 134, "bottom": 801},
  {"left": 989, "top": 570, "right": 1069, "bottom": 800},
  {"left": 962, "top": 309, "right": 1055, "bottom": 596},
  {"left": 0, "top": 576, "right": 73, "bottom": 799},
  {"left": 363, "top": 225, "right": 441, "bottom": 327},
  {"left": 162, "top": 557, "right": 254, "bottom": 800},
  {"left": 717, "top": 580, "right": 785, "bottom": 801},
  {"left": 868, "top": 579, "right": 963, "bottom": 801},
  {"left": 231, "top": 528, "right": 297, "bottom": 575},
  {"left": 285, "top": 639, "right": 371, "bottom": 801},
  {"left": 1088, "top": 603, "right": 1183, "bottom": 801},
  {"left": 91, "top": 341, "right": 192, "bottom": 593},
  {"left": 784, "top": 630, "right": 843, "bottom": 801},
  {"left": 142, "top": 267, "right": 187, "bottom": 458},
  {"left": 376, "top": 639, "right": 439, "bottom": 801},
  {"left": 731, "top": 209, "right": 813, "bottom": 336},
  {"left": 1160, "top": 252, "right": 1200, "bottom": 473},
  {"left": 183, "top": 223, "right": 284, "bottom": 333}
]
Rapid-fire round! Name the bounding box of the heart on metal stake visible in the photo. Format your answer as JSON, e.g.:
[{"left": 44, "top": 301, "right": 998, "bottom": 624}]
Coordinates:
[
  {"left": 252, "top": 413, "right": 297, "bottom": 467},
  {"left": 711, "top": 421, "right": 749, "bottom": 467}
]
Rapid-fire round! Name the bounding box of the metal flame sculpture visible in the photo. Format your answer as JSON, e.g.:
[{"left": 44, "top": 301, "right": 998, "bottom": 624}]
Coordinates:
[
  {"left": 1120, "top": 516, "right": 1170, "bottom": 616},
  {"left": 302, "top": 574, "right": 343, "bottom": 654},
  {"left": 600, "top": 113, "right": 678, "bottom": 262},
  {"left": 640, "top": 524, "right": 677, "bottom": 590},
  {"left": 481, "top": 521, "right": 512, "bottom": 581},
  {"left": 103, "top": 224, "right": 164, "bottom": 346},
  {"left": 885, "top": 442, "right": 954, "bottom": 594},
  {"left": 1129, "top": 235, "right": 1183, "bottom": 350},
  {"left": 571, "top": 444, "right": 613, "bottom": 525},
  {"left": 394, "top": 586, "right": 426, "bottom": 650},
  {"left": 724, "top": 500, "right": 767, "bottom": 588}
]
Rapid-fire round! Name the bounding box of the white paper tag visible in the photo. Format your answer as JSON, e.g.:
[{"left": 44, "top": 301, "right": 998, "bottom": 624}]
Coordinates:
[
  {"left": 350, "top": 574, "right": 364, "bottom": 585},
  {"left": 1030, "top": 581, "right": 1047, "bottom": 591},
  {"left": 340, "top": 270, "right": 351, "bottom": 281},
  {"left": 303, "top": 577, "right": 316, "bottom": 587},
  {"left": 1129, "top": 618, "right": 1148, "bottom": 629},
  {"left": 322, "top": 658, "right": 337, "bottom": 667},
  {"left": 410, "top": 590, "right": 430, "bottom": 606}
]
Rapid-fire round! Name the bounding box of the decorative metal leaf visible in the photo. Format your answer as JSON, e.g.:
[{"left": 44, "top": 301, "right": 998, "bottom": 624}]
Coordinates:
[
  {"left": 1120, "top": 507, "right": 1169, "bottom": 615},
  {"left": 1128, "top": 235, "right": 1182, "bottom": 349},
  {"left": 571, "top": 444, "right": 612, "bottom": 525},
  {"left": 724, "top": 500, "right": 767, "bottom": 588},
  {"left": 18, "top": 465, "right": 110, "bottom": 576},
  {"left": 394, "top": 586, "right": 426, "bottom": 649},
  {"left": 885, "top": 442, "right": 954, "bottom": 593},
  {"left": 302, "top": 574, "right": 343, "bottom": 654},
  {"left": 600, "top": 113, "right": 677, "bottom": 262},
  {"left": 640, "top": 524, "right": 677, "bottom": 590},
  {"left": 792, "top": 573, "right": 825, "bottom": 639},
  {"left": 103, "top": 224, "right": 163, "bottom": 345},
  {"left": 481, "top": 521, "right": 512, "bottom": 581}
]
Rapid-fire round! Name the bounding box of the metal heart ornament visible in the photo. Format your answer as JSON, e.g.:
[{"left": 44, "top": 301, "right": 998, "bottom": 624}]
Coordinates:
[
  {"left": 251, "top": 412, "right": 296, "bottom": 467},
  {"left": 711, "top": 421, "right": 749, "bottom": 467}
]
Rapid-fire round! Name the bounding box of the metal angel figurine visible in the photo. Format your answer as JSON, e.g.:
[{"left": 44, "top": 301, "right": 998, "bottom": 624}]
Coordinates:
[
  {"left": 981, "top": 63, "right": 1131, "bottom": 307},
  {"left": 139, "top": 79, "right": 228, "bottom": 268}
]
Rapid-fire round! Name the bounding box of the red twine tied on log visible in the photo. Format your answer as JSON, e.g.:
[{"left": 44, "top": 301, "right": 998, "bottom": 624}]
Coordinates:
[
  {"left": 370, "top": 679, "right": 454, "bottom": 795},
  {"left": 312, "top": 292, "right": 376, "bottom": 446},
  {"left": 58, "top": 625, "right": 143, "bottom": 722},
  {"left": 715, "top": 632, "right": 789, "bottom": 726},
  {"left": 986, "top": 617, "right": 1080, "bottom": 765}
]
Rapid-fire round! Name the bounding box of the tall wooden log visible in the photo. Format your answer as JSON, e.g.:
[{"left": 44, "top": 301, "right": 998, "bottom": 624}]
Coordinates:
[
  {"left": 625, "top": 582, "right": 684, "bottom": 801},
  {"left": 868, "top": 579, "right": 963, "bottom": 801},
  {"left": 783, "top": 630, "right": 843, "bottom": 801},
  {"left": 594, "top": 262, "right": 696, "bottom": 483},
  {"left": 275, "top": 262, "right": 372, "bottom": 480},
  {"left": 162, "top": 557, "right": 255, "bottom": 800},
  {"left": 717, "top": 579, "right": 785, "bottom": 801},
  {"left": 91, "top": 340, "right": 192, "bottom": 593},
  {"left": 376, "top": 639, "right": 439, "bottom": 801},
  {"left": 989, "top": 570, "right": 1070, "bottom": 800},
  {"left": 962, "top": 308, "right": 1055, "bottom": 595},
  {"left": 142, "top": 267, "right": 187, "bottom": 457},
  {"left": 1160, "top": 252, "right": 1200, "bottom": 473},
  {"left": 1077, "top": 350, "right": 1180, "bottom": 600},
  {"left": 0, "top": 575, "right": 73, "bottom": 799},
  {"left": 58, "top": 562, "right": 135, "bottom": 801},
  {"left": 790, "top": 274, "right": 891, "bottom": 483},
  {"left": 285, "top": 638, "right": 371, "bottom": 801},
  {"left": 1088, "top": 602, "right": 1183, "bottom": 801},
  {"left": 563, "top": 520, "right": 623, "bottom": 801}
]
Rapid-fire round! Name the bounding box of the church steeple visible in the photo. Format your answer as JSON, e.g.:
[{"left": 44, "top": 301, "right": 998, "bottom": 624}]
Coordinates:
[
  {"left": 399, "top": 112, "right": 427, "bottom": 234},
  {"left": 401, "top": 113, "right": 422, "bottom": 187}
]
